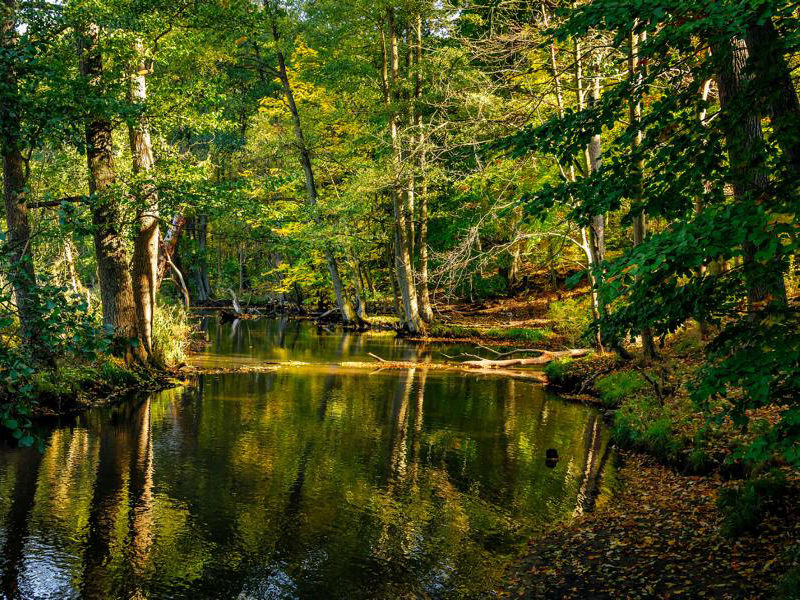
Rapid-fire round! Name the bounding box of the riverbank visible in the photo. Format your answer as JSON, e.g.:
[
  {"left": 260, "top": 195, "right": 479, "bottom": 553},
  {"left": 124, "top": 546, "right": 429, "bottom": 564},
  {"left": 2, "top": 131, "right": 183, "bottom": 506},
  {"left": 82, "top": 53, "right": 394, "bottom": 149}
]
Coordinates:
[
  {"left": 23, "top": 359, "right": 182, "bottom": 419},
  {"left": 502, "top": 451, "right": 800, "bottom": 599},
  {"left": 493, "top": 322, "right": 800, "bottom": 598}
]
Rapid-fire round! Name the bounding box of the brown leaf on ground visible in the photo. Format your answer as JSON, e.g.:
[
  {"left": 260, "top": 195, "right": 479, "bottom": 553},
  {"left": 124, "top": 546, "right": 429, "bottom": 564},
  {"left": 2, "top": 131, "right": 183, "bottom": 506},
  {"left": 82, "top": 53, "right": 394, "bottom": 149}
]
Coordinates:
[{"left": 501, "top": 452, "right": 800, "bottom": 599}]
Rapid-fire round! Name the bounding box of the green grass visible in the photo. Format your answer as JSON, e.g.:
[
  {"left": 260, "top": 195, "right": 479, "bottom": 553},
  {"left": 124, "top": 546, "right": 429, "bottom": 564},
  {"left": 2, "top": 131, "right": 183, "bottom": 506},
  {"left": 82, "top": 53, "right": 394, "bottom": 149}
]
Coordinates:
[
  {"left": 152, "top": 304, "right": 192, "bottom": 367},
  {"left": 595, "top": 371, "right": 648, "bottom": 408},
  {"left": 484, "top": 327, "right": 553, "bottom": 343},
  {"left": 427, "top": 323, "right": 552, "bottom": 344},
  {"left": 612, "top": 397, "right": 686, "bottom": 464},
  {"left": 544, "top": 358, "right": 573, "bottom": 385},
  {"left": 31, "top": 357, "right": 144, "bottom": 404}
]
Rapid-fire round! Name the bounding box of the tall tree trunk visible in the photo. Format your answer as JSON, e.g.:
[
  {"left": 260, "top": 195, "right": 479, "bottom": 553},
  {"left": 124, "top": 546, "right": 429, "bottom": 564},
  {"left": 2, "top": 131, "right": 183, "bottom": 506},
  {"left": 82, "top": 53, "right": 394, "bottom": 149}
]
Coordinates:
[
  {"left": 714, "top": 35, "right": 787, "bottom": 310},
  {"left": 629, "top": 29, "right": 657, "bottom": 360},
  {"left": 1, "top": 0, "right": 50, "bottom": 362},
  {"left": 269, "top": 11, "right": 356, "bottom": 324},
  {"left": 197, "top": 214, "right": 212, "bottom": 299},
  {"left": 414, "top": 13, "right": 435, "bottom": 323},
  {"left": 580, "top": 46, "right": 604, "bottom": 350},
  {"left": 64, "top": 238, "right": 82, "bottom": 296},
  {"left": 79, "top": 24, "right": 145, "bottom": 364},
  {"left": 384, "top": 9, "right": 423, "bottom": 333},
  {"left": 128, "top": 39, "right": 158, "bottom": 356},
  {"left": 586, "top": 61, "right": 605, "bottom": 266},
  {"left": 745, "top": 19, "right": 800, "bottom": 176},
  {"left": 350, "top": 255, "right": 368, "bottom": 319},
  {"left": 156, "top": 214, "right": 186, "bottom": 290},
  {"left": 404, "top": 26, "right": 415, "bottom": 262}
]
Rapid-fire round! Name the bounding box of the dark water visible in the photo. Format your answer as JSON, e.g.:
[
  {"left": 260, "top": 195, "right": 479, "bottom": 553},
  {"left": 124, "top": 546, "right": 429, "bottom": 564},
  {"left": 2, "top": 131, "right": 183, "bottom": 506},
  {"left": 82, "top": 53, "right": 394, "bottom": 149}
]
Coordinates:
[{"left": 0, "top": 319, "right": 612, "bottom": 599}]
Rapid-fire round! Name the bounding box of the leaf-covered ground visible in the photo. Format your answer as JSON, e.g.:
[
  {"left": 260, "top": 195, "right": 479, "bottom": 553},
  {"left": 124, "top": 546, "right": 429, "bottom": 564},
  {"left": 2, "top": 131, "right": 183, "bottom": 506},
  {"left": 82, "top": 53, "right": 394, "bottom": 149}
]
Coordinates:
[{"left": 501, "top": 452, "right": 799, "bottom": 599}]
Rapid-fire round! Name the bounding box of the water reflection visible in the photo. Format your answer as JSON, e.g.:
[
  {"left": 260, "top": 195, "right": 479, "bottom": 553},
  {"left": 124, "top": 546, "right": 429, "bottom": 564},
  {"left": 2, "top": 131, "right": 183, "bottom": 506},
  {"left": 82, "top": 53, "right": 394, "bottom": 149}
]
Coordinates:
[
  {"left": 192, "top": 316, "right": 480, "bottom": 368},
  {"left": 0, "top": 322, "right": 611, "bottom": 599}
]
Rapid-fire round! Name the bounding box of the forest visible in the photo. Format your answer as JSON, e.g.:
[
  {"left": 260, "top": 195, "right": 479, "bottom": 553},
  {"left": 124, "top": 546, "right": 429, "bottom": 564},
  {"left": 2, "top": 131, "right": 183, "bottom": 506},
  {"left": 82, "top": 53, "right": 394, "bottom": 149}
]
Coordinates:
[{"left": 0, "top": 0, "right": 799, "bottom": 598}]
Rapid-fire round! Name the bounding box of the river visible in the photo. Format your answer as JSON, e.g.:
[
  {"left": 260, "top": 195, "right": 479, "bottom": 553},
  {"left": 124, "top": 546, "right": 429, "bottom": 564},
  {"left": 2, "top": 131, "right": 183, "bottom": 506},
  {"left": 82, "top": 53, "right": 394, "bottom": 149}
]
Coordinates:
[{"left": 0, "top": 317, "right": 612, "bottom": 599}]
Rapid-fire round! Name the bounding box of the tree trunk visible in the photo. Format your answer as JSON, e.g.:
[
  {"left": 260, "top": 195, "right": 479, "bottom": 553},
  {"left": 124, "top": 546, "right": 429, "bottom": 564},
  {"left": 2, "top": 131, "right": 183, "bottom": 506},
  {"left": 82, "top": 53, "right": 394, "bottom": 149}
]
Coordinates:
[
  {"left": 629, "top": 29, "right": 657, "bottom": 360},
  {"left": 714, "top": 35, "right": 787, "bottom": 310},
  {"left": 350, "top": 255, "right": 368, "bottom": 319},
  {"left": 64, "top": 238, "right": 82, "bottom": 296},
  {"left": 79, "top": 23, "right": 145, "bottom": 364},
  {"left": 128, "top": 39, "right": 158, "bottom": 355},
  {"left": 269, "top": 11, "right": 356, "bottom": 324},
  {"left": 1, "top": 0, "right": 50, "bottom": 362},
  {"left": 414, "top": 13, "right": 435, "bottom": 323},
  {"left": 746, "top": 19, "right": 800, "bottom": 176},
  {"left": 197, "top": 214, "right": 212, "bottom": 299},
  {"left": 582, "top": 49, "right": 604, "bottom": 351},
  {"left": 156, "top": 214, "right": 186, "bottom": 290},
  {"left": 383, "top": 9, "right": 423, "bottom": 333}
]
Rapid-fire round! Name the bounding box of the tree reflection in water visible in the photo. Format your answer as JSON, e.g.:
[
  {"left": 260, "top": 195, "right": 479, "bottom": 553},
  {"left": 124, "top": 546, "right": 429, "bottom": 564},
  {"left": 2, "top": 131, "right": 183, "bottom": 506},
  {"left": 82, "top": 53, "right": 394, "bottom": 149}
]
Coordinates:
[{"left": 0, "top": 320, "right": 613, "bottom": 599}]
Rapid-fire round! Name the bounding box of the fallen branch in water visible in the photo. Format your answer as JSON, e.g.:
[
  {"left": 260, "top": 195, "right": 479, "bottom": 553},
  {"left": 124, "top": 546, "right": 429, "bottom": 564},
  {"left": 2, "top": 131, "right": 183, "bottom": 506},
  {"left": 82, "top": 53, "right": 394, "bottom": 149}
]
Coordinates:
[
  {"left": 341, "top": 359, "right": 548, "bottom": 382},
  {"left": 459, "top": 349, "right": 590, "bottom": 368},
  {"left": 366, "top": 348, "right": 589, "bottom": 371}
]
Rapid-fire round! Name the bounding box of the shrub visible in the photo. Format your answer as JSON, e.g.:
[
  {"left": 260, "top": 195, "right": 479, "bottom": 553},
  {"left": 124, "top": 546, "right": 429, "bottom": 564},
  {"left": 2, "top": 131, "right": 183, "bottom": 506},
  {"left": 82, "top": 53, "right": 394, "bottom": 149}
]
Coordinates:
[
  {"left": 612, "top": 397, "right": 686, "bottom": 463},
  {"left": 595, "top": 371, "right": 648, "bottom": 408},
  {"left": 776, "top": 545, "right": 800, "bottom": 600},
  {"left": 777, "top": 568, "right": 800, "bottom": 600},
  {"left": 544, "top": 359, "right": 572, "bottom": 385},
  {"left": 547, "top": 297, "right": 591, "bottom": 346},
  {"left": 717, "top": 473, "right": 788, "bottom": 537},
  {"left": 152, "top": 304, "right": 192, "bottom": 367}
]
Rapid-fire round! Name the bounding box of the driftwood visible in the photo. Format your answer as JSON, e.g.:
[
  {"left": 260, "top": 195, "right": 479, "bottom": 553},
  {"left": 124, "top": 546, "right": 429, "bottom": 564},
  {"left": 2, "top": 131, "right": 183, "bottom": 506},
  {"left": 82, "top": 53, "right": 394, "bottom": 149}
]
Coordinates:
[
  {"left": 359, "top": 347, "right": 589, "bottom": 374},
  {"left": 459, "top": 349, "right": 589, "bottom": 368},
  {"left": 338, "top": 360, "right": 548, "bottom": 382},
  {"left": 228, "top": 288, "right": 243, "bottom": 314}
]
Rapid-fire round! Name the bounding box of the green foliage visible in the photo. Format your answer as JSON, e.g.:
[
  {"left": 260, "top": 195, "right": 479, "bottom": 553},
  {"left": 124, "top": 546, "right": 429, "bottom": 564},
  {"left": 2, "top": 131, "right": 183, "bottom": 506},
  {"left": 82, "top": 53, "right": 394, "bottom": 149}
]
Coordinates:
[
  {"left": 717, "top": 473, "right": 788, "bottom": 537},
  {"left": 544, "top": 359, "right": 572, "bottom": 386},
  {"left": 595, "top": 371, "right": 648, "bottom": 408},
  {"left": 547, "top": 298, "right": 592, "bottom": 347},
  {"left": 499, "top": 0, "right": 800, "bottom": 474},
  {"left": 428, "top": 324, "right": 482, "bottom": 339},
  {"left": 152, "top": 305, "right": 192, "bottom": 368},
  {"left": 776, "top": 544, "right": 800, "bottom": 600},
  {"left": 0, "top": 249, "right": 111, "bottom": 444},
  {"left": 484, "top": 327, "right": 552, "bottom": 344},
  {"left": 612, "top": 398, "right": 686, "bottom": 464}
]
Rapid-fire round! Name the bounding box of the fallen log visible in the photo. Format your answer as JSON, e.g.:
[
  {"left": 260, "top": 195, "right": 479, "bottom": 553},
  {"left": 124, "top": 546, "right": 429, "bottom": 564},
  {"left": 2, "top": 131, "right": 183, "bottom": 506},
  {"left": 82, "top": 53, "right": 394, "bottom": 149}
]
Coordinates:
[
  {"left": 339, "top": 360, "right": 548, "bottom": 382},
  {"left": 460, "top": 349, "right": 590, "bottom": 368}
]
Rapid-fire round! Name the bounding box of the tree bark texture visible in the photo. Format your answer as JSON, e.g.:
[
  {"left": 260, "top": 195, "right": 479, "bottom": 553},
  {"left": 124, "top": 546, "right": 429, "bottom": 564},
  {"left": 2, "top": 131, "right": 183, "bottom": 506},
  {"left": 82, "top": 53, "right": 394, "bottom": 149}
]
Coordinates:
[{"left": 79, "top": 23, "right": 145, "bottom": 363}]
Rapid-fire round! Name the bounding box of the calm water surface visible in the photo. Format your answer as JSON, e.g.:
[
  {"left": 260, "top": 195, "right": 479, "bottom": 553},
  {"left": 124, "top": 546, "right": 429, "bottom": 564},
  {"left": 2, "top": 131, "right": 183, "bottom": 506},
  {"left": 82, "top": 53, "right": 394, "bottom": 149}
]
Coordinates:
[{"left": 0, "top": 319, "right": 611, "bottom": 599}]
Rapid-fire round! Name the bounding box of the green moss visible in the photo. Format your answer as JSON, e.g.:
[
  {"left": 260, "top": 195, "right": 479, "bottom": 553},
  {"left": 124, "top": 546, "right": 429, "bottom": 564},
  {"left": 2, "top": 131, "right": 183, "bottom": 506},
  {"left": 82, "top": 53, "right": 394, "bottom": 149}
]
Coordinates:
[{"left": 595, "top": 371, "right": 648, "bottom": 408}]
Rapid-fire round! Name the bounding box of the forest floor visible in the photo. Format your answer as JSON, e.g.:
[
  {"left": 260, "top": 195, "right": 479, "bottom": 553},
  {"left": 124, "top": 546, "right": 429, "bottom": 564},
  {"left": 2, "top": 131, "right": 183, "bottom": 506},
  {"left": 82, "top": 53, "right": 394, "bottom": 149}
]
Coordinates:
[{"left": 501, "top": 451, "right": 800, "bottom": 599}]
